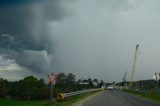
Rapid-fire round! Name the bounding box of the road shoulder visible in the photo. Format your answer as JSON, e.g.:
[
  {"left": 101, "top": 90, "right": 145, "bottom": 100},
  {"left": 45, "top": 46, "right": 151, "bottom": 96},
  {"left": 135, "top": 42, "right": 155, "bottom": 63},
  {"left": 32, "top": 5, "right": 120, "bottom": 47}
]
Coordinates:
[{"left": 71, "top": 91, "right": 104, "bottom": 106}]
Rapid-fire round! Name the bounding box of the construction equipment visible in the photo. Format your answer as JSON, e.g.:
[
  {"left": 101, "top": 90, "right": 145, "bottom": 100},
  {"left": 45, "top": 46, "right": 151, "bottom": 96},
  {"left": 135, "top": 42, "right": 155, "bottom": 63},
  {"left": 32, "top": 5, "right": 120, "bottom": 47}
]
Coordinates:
[
  {"left": 129, "top": 44, "right": 140, "bottom": 87},
  {"left": 122, "top": 71, "right": 128, "bottom": 88}
]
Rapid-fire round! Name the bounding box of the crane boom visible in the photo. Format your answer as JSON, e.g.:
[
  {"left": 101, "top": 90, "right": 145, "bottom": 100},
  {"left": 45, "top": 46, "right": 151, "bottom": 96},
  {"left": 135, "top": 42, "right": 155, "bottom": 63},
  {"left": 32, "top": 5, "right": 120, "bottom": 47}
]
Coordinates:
[{"left": 130, "top": 44, "right": 139, "bottom": 87}]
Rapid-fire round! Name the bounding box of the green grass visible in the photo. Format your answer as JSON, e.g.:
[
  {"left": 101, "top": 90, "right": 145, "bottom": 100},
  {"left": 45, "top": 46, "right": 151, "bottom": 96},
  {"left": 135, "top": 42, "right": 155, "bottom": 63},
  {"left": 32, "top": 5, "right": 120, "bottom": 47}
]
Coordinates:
[
  {"left": 122, "top": 89, "right": 160, "bottom": 102},
  {"left": 0, "top": 91, "right": 101, "bottom": 106},
  {"left": 0, "top": 98, "right": 17, "bottom": 106},
  {"left": 0, "top": 98, "right": 47, "bottom": 106}
]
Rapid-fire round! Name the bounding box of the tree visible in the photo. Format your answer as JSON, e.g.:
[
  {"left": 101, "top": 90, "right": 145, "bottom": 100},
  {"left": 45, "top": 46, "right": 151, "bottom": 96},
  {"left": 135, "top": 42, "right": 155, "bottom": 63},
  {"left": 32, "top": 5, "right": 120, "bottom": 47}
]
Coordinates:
[
  {"left": 0, "top": 78, "right": 9, "bottom": 97},
  {"left": 76, "top": 79, "right": 82, "bottom": 90},
  {"left": 98, "top": 80, "right": 104, "bottom": 88},
  {"left": 8, "top": 81, "right": 21, "bottom": 99},
  {"left": 93, "top": 79, "right": 98, "bottom": 83},
  {"left": 33, "top": 78, "right": 48, "bottom": 99},
  {"left": 77, "top": 79, "right": 82, "bottom": 83},
  {"left": 66, "top": 73, "right": 76, "bottom": 92},
  {"left": 82, "top": 79, "right": 88, "bottom": 82},
  {"left": 66, "top": 73, "right": 76, "bottom": 84},
  {"left": 20, "top": 76, "right": 38, "bottom": 101},
  {"left": 56, "top": 73, "right": 67, "bottom": 92},
  {"left": 88, "top": 78, "right": 93, "bottom": 88},
  {"left": 56, "top": 73, "right": 76, "bottom": 92}
]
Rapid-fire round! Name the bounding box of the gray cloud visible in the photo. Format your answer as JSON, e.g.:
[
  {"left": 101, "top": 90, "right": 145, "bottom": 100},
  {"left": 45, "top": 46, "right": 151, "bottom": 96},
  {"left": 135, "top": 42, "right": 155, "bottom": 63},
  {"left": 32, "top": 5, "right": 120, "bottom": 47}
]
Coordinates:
[
  {"left": 16, "top": 50, "right": 53, "bottom": 73},
  {"left": 98, "top": 0, "right": 147, "bottom": 11},
  {"left": 47, "top": 0, "right": 160, "bottom": 82},
  {"left": 1, "top": 0, "right": 160, "bottom": 82}
]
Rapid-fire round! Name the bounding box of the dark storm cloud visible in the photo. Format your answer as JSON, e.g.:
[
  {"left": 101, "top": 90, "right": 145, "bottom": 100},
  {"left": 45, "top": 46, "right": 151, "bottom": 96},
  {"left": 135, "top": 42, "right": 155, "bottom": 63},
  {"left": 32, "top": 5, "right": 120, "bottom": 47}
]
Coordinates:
[
  {"left": 0, "top": 0, "right": 67, "bottom": 52},
  {"left": 0, "top": 0, "right": 70, "bottom": 74},
  {"left": 0, "top": 0, "right": 36, "bottom": 6}
]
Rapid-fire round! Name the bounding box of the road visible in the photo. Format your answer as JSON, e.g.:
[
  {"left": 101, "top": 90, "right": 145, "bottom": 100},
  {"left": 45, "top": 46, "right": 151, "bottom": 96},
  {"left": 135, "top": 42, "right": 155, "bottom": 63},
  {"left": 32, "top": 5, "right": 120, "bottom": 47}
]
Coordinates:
[{"left": 82, "top": 90, "right": 160, "bottom": 106}]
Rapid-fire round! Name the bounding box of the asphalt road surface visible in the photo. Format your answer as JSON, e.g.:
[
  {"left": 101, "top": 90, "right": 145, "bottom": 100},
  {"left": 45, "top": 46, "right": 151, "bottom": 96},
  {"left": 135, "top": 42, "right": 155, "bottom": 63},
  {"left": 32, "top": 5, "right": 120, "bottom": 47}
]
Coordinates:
[{"left": 82, "top": 90, "right": 160, "bottom": 106}]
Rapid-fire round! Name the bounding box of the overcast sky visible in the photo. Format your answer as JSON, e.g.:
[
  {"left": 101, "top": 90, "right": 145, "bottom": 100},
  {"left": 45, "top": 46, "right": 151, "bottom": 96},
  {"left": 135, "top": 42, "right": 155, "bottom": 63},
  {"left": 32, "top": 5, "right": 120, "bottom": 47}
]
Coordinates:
[{"left": 0, "top": 0, "right": 160, "bottom": 82}]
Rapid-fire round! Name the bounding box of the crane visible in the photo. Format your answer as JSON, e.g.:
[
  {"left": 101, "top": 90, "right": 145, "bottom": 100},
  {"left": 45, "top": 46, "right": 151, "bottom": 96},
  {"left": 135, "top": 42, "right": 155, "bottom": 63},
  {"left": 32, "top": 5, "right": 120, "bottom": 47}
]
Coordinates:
[
  {"left": 130, "top": 44, "right": 140, "bottom": 87},
  {"left": 122, "top": 71, "right": 128, "bottom": 88}
]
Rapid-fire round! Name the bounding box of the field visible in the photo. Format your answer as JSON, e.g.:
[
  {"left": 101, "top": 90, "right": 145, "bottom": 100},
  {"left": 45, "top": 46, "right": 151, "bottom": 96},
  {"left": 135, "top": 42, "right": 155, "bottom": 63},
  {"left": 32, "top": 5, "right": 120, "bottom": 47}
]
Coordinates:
[{"left": 0, "top": 91, "right": 100, "bottom": 106}]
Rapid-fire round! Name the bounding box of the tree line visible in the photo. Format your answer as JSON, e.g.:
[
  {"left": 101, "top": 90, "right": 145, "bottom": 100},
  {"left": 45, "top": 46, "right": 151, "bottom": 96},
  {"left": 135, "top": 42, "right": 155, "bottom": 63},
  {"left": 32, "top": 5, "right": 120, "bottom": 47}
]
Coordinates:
[{"left": 0, "top": 73, "right": 103, "bottom": 101}]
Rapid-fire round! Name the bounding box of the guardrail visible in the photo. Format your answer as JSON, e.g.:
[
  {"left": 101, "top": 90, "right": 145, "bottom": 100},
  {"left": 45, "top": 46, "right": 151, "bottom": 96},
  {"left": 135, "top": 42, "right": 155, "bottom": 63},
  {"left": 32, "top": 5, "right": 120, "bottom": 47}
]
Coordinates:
[
  {"left": 57, "top": 88, "right": 102, "bottom": 100},
  {"left": 64, "top": 88, "right": 101, "bottom": 97}
]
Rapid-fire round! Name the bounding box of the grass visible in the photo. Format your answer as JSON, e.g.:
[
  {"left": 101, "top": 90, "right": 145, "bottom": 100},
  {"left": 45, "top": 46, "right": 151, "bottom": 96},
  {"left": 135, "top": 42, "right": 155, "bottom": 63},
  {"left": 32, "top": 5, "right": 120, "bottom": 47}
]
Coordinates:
[
  {"left": 122, "top": 89, "right": 160, "bottom": 102},
  {"left": 0, "top": 98, "right": 47, "bottom": 106},
  {"left": 0, "top": 90, "right": 101, "bottom": 106},
  {"left": 0, "top": 98, "right": 17, "bottom": 106}
]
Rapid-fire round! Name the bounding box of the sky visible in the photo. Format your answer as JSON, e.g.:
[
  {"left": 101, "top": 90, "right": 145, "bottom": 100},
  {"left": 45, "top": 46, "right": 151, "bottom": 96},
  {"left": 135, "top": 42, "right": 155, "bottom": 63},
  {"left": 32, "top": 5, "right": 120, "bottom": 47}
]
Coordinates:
[{"left": 0, "top": 0, "right": 160, "bottom": 82}]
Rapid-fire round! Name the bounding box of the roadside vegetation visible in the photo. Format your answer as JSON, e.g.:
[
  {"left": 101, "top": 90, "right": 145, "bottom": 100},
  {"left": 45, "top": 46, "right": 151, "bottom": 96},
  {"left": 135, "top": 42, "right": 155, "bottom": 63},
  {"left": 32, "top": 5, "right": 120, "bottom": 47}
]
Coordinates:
[
  {"left": 0, "top": 73, "right": 103, "bottom": 106},
  {"left": 116, "top": 79, "right": 160, "bottom": 102},
  {"left": 0, "top": 91, "right": 100, "bottom": 106},
  {"left": 122, "top": 89, "right": 160, "bottom": 102}
]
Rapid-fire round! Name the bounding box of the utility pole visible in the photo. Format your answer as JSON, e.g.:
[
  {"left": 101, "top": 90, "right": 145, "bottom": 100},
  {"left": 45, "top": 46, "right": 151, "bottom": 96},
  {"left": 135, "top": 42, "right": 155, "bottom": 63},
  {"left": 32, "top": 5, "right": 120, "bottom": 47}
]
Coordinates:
[
  {"left": 130, "top": 44, "right": 139, "bottom": 88},
  {"left": 50, "top": 83, "right": 53, "bottom": 101},
  {"left": 155, "top": 72, "right": 159, "bottom": 94},
  {"left": 123, "top": 71, "right": 128, "bottom": 88}
]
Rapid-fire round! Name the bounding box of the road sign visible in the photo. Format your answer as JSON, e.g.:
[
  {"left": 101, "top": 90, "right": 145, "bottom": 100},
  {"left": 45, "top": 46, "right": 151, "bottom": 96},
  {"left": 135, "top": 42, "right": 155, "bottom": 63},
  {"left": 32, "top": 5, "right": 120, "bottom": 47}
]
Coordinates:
[
  {"left": 48, "top": 73, "right": 58, "bottom": 84},
  {"left": 57, "top": 93, "right": 64, "bottom": 100},
  {"left": 48, "top": 73, "right": 58, "bottom": 101}
]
